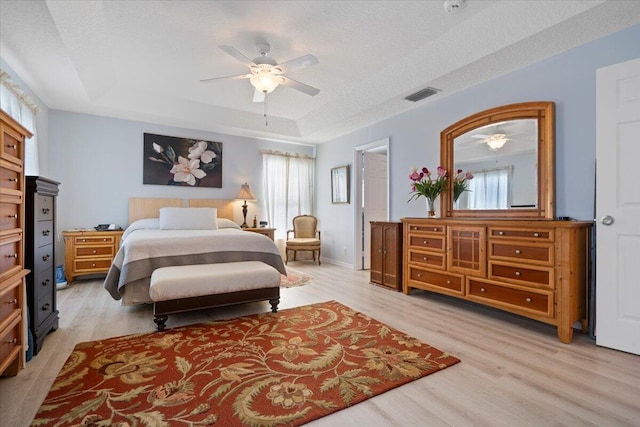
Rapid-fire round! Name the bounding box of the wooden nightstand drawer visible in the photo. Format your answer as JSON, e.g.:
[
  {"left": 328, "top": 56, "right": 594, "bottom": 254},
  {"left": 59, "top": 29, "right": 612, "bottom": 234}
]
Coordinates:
[
  {"left": 75, "top": 258, "right": 113, "bottom": 272},
  {"left": 467, "top": 278, "right": 553, "bottom": 318},
  {"left": 74, "top": 235, "right": 115, "bottom": 245},
  {"left": 243, "top": 227, "right": 275, "bottom": 240},
  {"left": 75, "top": 245, "right": 114, "bottom": 258},
  {"left": 408, "top": 249, "right": 445, "bottom": 269}
]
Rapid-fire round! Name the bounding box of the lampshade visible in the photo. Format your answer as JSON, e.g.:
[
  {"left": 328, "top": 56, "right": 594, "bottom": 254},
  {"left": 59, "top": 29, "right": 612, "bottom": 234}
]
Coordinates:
[
  {"left": 485, "top": 133, "right": 508, "bottom": 151},
  {"left": 235, "top": 183, "right": 256, "bottom": 200},
  {"left": 249, "top": 71, "right": 283, "bottom": 94}
]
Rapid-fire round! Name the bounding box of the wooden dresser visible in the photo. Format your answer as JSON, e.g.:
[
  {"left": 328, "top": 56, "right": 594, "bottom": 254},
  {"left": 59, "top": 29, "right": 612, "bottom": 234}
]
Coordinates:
[
  {"left": 25, "top": 176, "right": 60, "bottom": 355},
  {"left": 401, "top": 218, "right": 592, "bottom": 343},
  {"left": 370, "top": 221, "right": 403, "bottom": 290},
  {"left": 1, "top": 109, "right": 31, "bottom": 376},
  {"left": 63, "top": 230, "right": 123, "bottom": 282}
]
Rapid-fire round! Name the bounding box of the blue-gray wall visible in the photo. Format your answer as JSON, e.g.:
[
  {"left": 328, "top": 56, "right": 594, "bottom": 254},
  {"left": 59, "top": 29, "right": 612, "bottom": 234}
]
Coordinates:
[{"left": 316, "top": 24, "right": 640, "bottom": 267}]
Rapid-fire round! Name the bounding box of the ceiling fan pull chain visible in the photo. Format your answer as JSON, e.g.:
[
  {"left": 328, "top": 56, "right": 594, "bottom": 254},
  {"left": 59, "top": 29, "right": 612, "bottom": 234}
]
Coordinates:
[{"left": 264, "top": 93, "right": 268, "bottom": 127}]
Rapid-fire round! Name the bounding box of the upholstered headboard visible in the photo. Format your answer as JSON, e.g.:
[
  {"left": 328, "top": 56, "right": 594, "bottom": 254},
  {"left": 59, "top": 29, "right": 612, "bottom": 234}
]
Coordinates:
[{"left": 128, "top": 197, "right": 234, "bottom": 224}]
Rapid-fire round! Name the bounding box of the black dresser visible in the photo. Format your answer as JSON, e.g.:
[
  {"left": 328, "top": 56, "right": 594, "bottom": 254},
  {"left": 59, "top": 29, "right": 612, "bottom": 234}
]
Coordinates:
[{"left": 25, "top": 176, "right": 60, "bottom": 355}]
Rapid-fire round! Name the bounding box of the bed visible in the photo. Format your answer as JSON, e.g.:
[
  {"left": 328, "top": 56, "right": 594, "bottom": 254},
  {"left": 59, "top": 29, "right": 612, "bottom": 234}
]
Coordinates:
[{"left": 103, "top": 197, "right": 286, "bottom": 305}]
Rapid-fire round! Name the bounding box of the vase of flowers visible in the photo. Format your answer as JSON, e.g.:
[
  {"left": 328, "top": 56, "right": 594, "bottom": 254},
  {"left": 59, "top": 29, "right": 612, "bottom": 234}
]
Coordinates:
[
  {"left": 408, "top": 166, "right": 448, "bottom": 217},
  {"left": 453, "top": 169, "right": 474, "bottom": 208}
]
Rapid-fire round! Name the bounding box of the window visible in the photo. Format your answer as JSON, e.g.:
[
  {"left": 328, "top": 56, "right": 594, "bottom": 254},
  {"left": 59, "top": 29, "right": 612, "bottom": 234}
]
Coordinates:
[{"left": 262, "top": 151, "right": 314, "bottom": 240}]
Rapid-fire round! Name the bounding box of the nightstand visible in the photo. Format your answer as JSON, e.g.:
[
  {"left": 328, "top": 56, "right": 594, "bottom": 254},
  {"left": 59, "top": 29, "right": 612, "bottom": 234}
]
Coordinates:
[
  {"left": 243, "top": 227, "right": 275, "bottom": 241},
  {"left": 62, "top": 230, "right": 123, "bottom": 282}
]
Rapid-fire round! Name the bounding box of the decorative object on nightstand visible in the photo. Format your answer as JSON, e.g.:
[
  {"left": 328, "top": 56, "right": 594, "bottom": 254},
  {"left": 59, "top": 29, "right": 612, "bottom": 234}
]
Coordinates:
[
  {"left": 235, "top": 182, "right": 256, "bottom": 228},
  {"left": 1, "top": 109, "right": 31, "bottom": 376},
  {"left": 62, "top": 229, "right": 123, "bottom": 283},
  {"left": 243, "top": 227, "right": 276, "bottom": 241},
  {"left": 24, "top": 176, "right": 60, "bottom": 355}
]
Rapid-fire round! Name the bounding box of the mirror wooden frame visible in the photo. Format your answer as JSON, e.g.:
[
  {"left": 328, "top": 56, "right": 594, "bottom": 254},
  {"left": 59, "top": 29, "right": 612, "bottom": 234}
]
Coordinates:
[{"left": 440, "top": 101, "right": 555, "bottom": 219}]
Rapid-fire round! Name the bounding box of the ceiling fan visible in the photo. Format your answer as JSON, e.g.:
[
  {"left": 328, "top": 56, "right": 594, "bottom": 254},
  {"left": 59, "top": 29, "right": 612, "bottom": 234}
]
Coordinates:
[{"left": 200, "top": 40, "right": 320, "bottom": 103}]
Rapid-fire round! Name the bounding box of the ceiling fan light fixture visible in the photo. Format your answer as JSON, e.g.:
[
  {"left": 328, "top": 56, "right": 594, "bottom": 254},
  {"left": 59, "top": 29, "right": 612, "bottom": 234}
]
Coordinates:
[
  {"left": 249, "top": 71, "right": 283, "bottom": 94},
  {"left": 486, "top": 133, "right": 508, "bottom": 151}
]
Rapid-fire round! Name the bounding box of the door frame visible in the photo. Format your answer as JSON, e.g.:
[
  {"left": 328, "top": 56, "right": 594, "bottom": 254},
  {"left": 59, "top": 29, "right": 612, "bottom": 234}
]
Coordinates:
[{"left": 353, "top": 137, "right": 390, "bottom": 270}]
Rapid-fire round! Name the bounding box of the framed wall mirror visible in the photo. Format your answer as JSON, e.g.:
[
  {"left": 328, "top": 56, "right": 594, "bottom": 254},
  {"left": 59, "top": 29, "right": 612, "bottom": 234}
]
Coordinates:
[
  {"left": 331, "top": 165, "right": 350, "bottom": 204},
  {"left": 440, "top": 102, "right": 555, "bottom": 218}
]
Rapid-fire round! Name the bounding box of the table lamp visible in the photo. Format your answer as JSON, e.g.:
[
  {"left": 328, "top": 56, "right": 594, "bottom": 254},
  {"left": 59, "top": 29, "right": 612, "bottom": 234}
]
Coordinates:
[{"left": 235, "top": 182, "right": 256, "bottom": 228}]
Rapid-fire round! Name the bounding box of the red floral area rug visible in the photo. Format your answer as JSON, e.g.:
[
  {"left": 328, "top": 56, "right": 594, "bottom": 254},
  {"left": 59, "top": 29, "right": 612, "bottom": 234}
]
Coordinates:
[{"left": 32, "top": 301, "right": 460, "bottom": 426}]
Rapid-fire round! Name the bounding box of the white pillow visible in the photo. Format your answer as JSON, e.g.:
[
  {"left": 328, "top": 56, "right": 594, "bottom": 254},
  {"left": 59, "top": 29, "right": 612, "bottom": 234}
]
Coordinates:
[
  {"left": 159, "top": 207, "right": 218, "bottom": 230},
  {"left": 217, "top": 218, "right": 242, "bottom": 230}
]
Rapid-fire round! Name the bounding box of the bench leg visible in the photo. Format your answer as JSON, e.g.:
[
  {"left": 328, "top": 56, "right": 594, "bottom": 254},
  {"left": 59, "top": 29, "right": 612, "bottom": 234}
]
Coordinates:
[
  {"left": 269, "top": 297, "right": 280, "bottom": 313},
  {"left": 154, "top": 314, "right": 168, "bottom": 331}
]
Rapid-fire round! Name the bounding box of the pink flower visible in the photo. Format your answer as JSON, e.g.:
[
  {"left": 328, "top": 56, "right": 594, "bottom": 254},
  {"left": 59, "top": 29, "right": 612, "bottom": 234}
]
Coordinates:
[
  {"left": 422, "top": 167, "right": 429, "bottom": 175},
  {"left": 465, "top": 172, "right": 474, "bottom": 180},
  {"left": 457, "top": 168, "right": 463, "bottom": 174},
  {"left": 437, "top": 166, "right": 447, "bottom": 178},
  {"left": 409, "top": 171, "right": 421, "bottom": 181}
]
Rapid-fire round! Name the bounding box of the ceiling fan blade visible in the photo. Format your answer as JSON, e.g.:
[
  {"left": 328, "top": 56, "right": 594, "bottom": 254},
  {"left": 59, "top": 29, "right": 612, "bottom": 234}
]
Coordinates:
[
  {"left": 276, "top": 54, "right": 319, "bottom": 73},
  {"left": 200, "top": 73, "right": 252, "bottom": 83},
  {"left": 219, "top": 45, "right": 256, "bottom": 68},
  {"left": 280, "top": 76, "right": 320, "bottom": 96},
  {"left": 253, "top": 90, "right": 265, "bottom": 103}
]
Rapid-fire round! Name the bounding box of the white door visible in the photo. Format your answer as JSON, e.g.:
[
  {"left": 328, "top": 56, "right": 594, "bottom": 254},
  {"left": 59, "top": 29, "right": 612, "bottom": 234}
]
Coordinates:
[
  {"left": 595, "top": 57, "right": 640, "bottom": 355},
  {"left": 363, "top": 152, "right": 388, "bottom": 269}
]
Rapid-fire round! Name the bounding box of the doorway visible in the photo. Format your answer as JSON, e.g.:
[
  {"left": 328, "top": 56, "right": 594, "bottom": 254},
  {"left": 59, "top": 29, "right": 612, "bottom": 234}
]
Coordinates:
[{"left": 354, "top": 138, "right": 389, "bottom": 270}]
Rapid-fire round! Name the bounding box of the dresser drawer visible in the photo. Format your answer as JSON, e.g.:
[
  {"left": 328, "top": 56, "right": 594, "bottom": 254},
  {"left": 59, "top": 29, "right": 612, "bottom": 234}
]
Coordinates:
[
  {"left": 489, "top": 262, "right": 553, "bottom": 288},
  {"left": 36, "top": 220, "right": 54, "bottom": 247},
  {"left": 74, "top": 235, "right": 115, "bottom": 245},
  {"left": 467, "top": 278, "right": 553, "bottom": 317},
  {"left": 75, "top": 245, "right": 114, "bottom": 258},
  {"left": 0, "top": 315, "right": 21, "bottom": 364},
  {"left": 406, "top": 223, "right": 445, "bottom": 234},
  {"left": 0, "top": 166, "right": 21, "bottom": 193},
  {"left": 408, "top": 266, "right": 464, "bottom": 295},
  {"left": 34, "top": 266, "right": 54, "bottom": 298},
  {"left": 74, "top": 258, "right": 112, "bottom": 272},
  {"left": 1, "top": 124, "right": 24, "bottom": 164},
  {"left": 408, "top": 249, "right": 445, "bottom": 269},
  {"left": 34, "top": 293, "right": 55, "bottom": 327},
  {"left": 35, "top": 195, "right": 54, "bottom": 221},
  {"left": 0, "top": 202, "right": 19, "bottom": 231},
  {"left": 408, "top": 234, "right": 445, "bottom": 252},
  {"left": 0, "top": 237, "right": 21, "bottom": 279},
  {"left": 489, "top": 227, "right": 553, "bottom": 242},
  {"left": 489, "top": 242, "right": 553, "bottom": 266},
  {"left": 35, "top": 243, "right": 54, "bottom": 271},
  {"left": 0, "top": 278, "right": 21, "bottom": 323}
]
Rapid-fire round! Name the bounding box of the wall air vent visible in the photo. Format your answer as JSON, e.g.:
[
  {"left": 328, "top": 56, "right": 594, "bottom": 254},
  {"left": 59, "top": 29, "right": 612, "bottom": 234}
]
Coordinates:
[{"left": 404, "top": 87, "right": 441, "bottom": 102}]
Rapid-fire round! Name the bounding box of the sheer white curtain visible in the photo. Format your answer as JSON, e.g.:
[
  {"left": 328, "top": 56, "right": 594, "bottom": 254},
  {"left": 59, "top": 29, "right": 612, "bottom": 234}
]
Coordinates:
[
  {"left": 262, "top": 152, "right": 314, "bottom": 241},
  {"left": 467, "top": 167, "right": 510, "bottom": 209},
  {"left": 1, "top": 70, "right": 40, "bottom": 175}
]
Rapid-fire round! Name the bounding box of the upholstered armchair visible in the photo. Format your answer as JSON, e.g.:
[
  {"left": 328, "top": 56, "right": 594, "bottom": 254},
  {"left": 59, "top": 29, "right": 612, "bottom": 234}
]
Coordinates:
[{"left": 285, "top": 215, "right": 321, "bottom": 265}]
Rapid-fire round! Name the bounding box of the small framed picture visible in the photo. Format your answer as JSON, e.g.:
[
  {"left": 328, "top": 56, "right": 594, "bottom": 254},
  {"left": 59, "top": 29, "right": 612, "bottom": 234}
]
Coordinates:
[{"left": 331, "top": 165, "right": 350, "bottom": 204}]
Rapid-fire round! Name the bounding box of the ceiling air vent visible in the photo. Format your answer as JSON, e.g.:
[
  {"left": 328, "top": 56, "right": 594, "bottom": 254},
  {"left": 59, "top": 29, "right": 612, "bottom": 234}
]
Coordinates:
[{"left": 404, "top": 86, "right": 441, "bottom": 102}]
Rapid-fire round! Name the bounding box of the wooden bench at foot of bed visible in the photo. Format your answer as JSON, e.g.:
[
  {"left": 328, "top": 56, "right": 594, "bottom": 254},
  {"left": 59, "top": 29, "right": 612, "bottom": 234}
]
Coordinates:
[{"left": 150, "top": 261, "right": 281, "bottom": 331}]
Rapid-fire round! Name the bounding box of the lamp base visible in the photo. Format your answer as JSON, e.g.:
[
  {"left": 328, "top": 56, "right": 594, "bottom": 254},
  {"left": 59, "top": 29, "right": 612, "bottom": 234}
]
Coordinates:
[{"left": 241, "top": 202, "right": 249, "bottom": 228}]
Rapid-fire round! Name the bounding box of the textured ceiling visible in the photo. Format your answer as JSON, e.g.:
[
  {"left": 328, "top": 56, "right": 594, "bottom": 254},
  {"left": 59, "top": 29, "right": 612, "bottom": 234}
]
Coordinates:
[{"left": 1, "top": 0, "right": 639, "bottom": 144}]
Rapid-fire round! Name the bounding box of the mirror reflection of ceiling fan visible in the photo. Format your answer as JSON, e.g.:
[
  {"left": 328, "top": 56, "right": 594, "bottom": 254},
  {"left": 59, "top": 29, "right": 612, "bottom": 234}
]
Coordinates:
[
  {"left": 468, "top": 120, "right": 535, "bottom": 151},
  {"left": 200, "top": 39, "right": 320, "bottom": 103}
]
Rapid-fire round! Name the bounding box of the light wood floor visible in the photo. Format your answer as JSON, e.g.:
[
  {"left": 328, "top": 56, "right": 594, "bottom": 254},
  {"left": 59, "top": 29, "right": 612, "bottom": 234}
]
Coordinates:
[{"left": 1, "top": 263, "right": 639, "bottom": 426}]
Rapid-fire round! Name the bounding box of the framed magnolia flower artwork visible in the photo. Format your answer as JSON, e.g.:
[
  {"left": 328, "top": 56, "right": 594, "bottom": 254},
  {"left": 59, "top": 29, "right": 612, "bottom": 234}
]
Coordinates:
[{"left": 143, "top": 133, "right": 223, "bottom": 188}]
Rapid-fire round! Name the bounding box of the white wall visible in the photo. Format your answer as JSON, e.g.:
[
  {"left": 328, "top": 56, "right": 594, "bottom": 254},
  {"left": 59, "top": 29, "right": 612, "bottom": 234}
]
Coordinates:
[
  {"left": 47, "top": 111, "right": 313, "bottom": 263},
  {"left": 316, "top": 24, "right": 640, "bottom": 268}
]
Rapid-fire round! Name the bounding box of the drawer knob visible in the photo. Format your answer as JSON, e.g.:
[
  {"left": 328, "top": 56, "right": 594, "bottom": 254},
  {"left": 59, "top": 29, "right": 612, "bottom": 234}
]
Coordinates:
[
  {"left": 8, "top": 178, "right": 18, "bottom": 182},
  {"left": 7, "top": 298, "right": 18, "bottom": 305},
  {"left": 423, "top": 256, "right": 428, "bottom": 261},
  {"left": 42, "top": 254, "right": 50, "bottom": 261},
  {"left": 6, "top": 338, "right": 17, "bottom": 344},
  {"left": 6, "top": 253, "right": 17, "bottom": 258},
  {"left": 92, "top": 250, "right": 97, "bottom": 254},
  {"left": 446, "top": 280, "right": 451, "bottom": 284},
  {"left": 103, "top": 238, "right": 107, "bottom": 242},
  {"left": 480, "top": 287, "right": 486, "bottom": 293},
  {"left": 498, "top": 231, "right": 504, "bottom": 236},
  {"left": 515, "top": 271, "right": 521, "bottom": 277},
  {"left": 42, "top": 230, "right": 51, "bottom": 236},
  {"left": 515, "top": 249, "right": 521, "bottom": 254},
  {"left": 526, "top": 297, "right": 532, "bottom": 303},
  {"left": 42, "top": 279, "right": 50, "bottom": 286},
  {"left": 41, "top": 303, "right": 50, "bottom": 311},
  {"left": 80, "top": 239, "right": 85, "bottom": 242},
  {"left": 423, "top": 240, "right": 428, "bottom": 244},
  {"left": 7, "top": 214, "right": 18, "bottom": 218},
  {"left": 413, "top": 227, "right": 418, "bottom": 230},
  {"left": 433, "top": 228, "right": 438, "bottom": 231},
  {"left": 533, "top": 233, "right": 540, "bottom": 237},
  {"left": 417, "top": 273, "right": 422, "bottom": 277},
  {"left": 6, "top": 144, "right": 17, "bottom": 149},
  {"left": 42, "top": 208, "right": 50, "bottom": 214}
]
